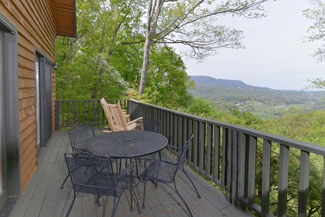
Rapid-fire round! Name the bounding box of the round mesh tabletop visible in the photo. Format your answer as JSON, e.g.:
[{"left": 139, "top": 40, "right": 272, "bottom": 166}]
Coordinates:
[{"left": 86, "top": 131, "right": 168, "bottom": 158}]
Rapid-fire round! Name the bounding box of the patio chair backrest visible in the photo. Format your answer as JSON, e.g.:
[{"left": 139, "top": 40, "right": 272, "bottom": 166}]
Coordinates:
[
  {"left": 69, "top": 124, "right": 95, "bottom": 152},
  {"left": 100, "top": 98, "right": 127, "bottom": 131},
  {"left": 175, "top": 134, "right": 194, "bottom": 172},
  {"left": 64, "top": 153, "right": 117, "bottom": 196}
]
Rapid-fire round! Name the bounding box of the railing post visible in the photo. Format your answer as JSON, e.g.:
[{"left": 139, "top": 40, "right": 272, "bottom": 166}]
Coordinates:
[
  {"left": 298, "top": 150, "right": 309, "bottom": 217},
  {"left": 261, "top": 139, "right": 272, "bottom": 216},
  {"left": 237, "top": 132, "right": 247, "bottom": 208},
  {"left": 247, "top": 136, "right": 257, "bottom": 205},
  {"left": 213, "top": 126, "right": 220, "bottom": 183},
  {"left": 278, "top": 144, "right": 289, "bottom": 217},
  {"left": 222, "top": 127, "right": 228, "bottom": 188},
  {"left": 231, "top": 130, "right": 238, "bottom": 204}
]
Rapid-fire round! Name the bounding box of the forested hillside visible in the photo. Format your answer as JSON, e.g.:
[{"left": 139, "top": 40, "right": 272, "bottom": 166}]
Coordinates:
[{"left": 190, "top": 76, "right": 325, "bottom": 118}]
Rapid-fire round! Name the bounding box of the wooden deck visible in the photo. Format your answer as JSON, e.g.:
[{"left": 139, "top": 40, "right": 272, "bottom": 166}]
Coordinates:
[{"left": 10, "top": 131, "right": 251, "bottom": 217}]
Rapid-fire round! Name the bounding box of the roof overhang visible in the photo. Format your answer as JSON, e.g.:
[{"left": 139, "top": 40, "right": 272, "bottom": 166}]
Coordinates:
[{"left": 52, "top": 0, "right": 77, "bottom": 37}]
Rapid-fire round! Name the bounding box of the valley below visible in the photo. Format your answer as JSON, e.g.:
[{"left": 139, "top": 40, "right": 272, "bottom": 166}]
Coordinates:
[{"left": 190, "top": 76, "right": 325, "bottom": 118}]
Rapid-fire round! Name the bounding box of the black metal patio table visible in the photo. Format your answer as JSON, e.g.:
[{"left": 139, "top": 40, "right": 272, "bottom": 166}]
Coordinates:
[{"left": 85, "top": 130, "right": 168, "bottom": 159}]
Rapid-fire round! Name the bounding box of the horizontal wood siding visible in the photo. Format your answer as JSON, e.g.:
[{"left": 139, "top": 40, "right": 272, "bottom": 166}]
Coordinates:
[{"left": 0, "top": 0, "right": 56, "bottom": 192}]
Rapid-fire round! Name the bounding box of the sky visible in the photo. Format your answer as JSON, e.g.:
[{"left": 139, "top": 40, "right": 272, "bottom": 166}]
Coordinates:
[{"left": 174, "top": 0, "right": 325, "bottom": 90}]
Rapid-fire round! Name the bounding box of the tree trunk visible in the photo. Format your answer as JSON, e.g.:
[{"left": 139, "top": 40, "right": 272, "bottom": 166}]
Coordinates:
[
  {"left": 139, "top": 37, "right": 152, "bottom": 95},
  {"left": 138, "top": 0, "right": 154, "bottom": 95}
]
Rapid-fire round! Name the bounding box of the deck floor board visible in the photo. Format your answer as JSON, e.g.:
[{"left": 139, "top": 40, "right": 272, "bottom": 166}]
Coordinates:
[{"left": 10, "top": 131, "right": 251, "bottom": 217}]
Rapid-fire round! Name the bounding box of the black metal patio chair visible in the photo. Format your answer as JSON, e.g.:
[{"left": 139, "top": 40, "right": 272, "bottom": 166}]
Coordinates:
[
  {"left": 60, "top": 123, "right": 96, "bottom": 189},
  {"left": 137, "top": 119, "right": 162, "bottom": 161},
  {"left": 69, "top": 123, "right": 96, "bottom": 153},
  {"left": 140, "top": 134, "right": 200, "bottom": 217},
  {"left": 64, "top": 152, "right": 141, "bottom": 217}
]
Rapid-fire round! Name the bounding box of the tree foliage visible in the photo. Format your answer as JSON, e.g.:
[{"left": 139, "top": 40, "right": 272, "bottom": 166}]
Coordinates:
[
  {"left": 138, "top": 0, "right": 268, "bottom": 94},
  {"left": 304, "top": 0, "right": 325, "bottom": 62}
]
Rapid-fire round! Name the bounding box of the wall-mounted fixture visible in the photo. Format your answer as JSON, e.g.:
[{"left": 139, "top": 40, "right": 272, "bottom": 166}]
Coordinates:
[{"left": 52, "top": 62, "right": 58, "bottom": 70}]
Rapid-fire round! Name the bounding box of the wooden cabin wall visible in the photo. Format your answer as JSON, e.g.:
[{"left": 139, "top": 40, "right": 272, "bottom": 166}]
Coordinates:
[{"left": 0, "top": 0, "right": 56, "bottom": 192}]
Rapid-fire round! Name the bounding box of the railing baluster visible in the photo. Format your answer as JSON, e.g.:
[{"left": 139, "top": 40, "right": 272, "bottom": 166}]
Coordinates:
[
  {"left": 206, "top": 124, "right": 212, "bottom": 177},
  {"left": 97, "top": 100, "right": 100, "bottom": 126},
  {"left": 247, "top": 136, "right": 257, "bottom": 205},
  {"left": 188, "top": 119, "right": 193, "bottom": 166},
  {"left": 88, "top": 101, "right": 90, "bottom": 124},
  {"left": 93, "top": 101, "right": 96, "bottom": 126},
  {"left": 278, "top": 144, "right": 289, "bottom": 217},
  {"left": 67, "top": 101, "right": 71, "bottom": 126},
  {"left": 78, "top": 101, "right": 80, "bottom": 124},
  {"left": 183, "top": 118, "right": 187, "bottom": 156},
  {"left": 227, "top": 128, "right": 232, "bottom": 192},
  {"left": 179, "top": 116, "right": 183, "bottom": 149},
  {"left": 83, "top": 101, "right": 85, "bottom": 123},
  {"left": 72, "top": 101, "right": 75, "bottom": 125},
  {"left": 238, "top": 132, "right": 246, "bottom": 206},
  {"left": 166, "top": 113, "right": 170, "bottom": 141},
  {"left": 162, "top": 111, "right": 165, "bottom": 136},
  {"left": 173, "top": 115, "right": 178, "bottom": 149},
  {"left": 231, "top": 130, "right": 238, "bottom": 203},
  {"left": 213, "top": 126, "right": 220, "bottom": 183},
  {"left": 199, "top": 122, "right": 205, "bottom": 174},
  {"left": 169, "top": 113, "right": 173, "bottom": 146},
  {"left": 298, "top": 150, "right": 310, "bottom": 217},
  {"left": 61, "top": 101, "right": 64, "bottom": 127},
  {"left": 262, "top": 139, "right": 272, "bottom": 216},
  {"left": 222, "top": 127, "right": 228, "bottom": 188},
  {"left": 194, "top": 120, "right": 199, "bottom": 170},
  {"left": 56, "top": 101, "right": 60, "bottom": 130}
]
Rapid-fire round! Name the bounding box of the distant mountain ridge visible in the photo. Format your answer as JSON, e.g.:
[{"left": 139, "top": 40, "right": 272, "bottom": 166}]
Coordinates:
[
  {"left": 189, "top": 76, "right": 325, "bottom": 118},
  {"left": 191, "top": 76, "right": 248, "bottom": 87}
]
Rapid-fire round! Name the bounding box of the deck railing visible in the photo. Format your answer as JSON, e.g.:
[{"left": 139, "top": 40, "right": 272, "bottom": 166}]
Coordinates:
[
  {"left": 55, "top": 99, "right": 128, "bottom": 129},
  {"left": 56, "top": 99, "right": 325, "bottom": 216}
]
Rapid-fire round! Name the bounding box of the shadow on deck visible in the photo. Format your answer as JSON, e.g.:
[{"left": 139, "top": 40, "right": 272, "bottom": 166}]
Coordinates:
[{"left": 10, "top": 131, "right": 251, "bottom": 217}]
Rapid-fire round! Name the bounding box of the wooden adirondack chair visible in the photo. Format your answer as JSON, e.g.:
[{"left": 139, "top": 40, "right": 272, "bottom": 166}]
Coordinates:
[{"left": 100, "top": 98, "right": 143, "bottom": 132}]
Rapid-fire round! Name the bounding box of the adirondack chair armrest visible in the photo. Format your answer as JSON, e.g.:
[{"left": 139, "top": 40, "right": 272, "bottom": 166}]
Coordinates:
[
  {"left": 128, "top": 117, "right": 143, "bottom": 125},
  {"left": 126, "top": 122, "right": 137, "bottom": 130}
]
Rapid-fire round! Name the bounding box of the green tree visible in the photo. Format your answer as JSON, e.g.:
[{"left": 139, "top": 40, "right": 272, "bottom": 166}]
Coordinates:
[
  {"left": 304, "top": 1, "right": 325, "bottom": 89},
  {"left": 304, "top": 1, "right": 325, "bottom": 62},
  {"left": 56, "top": 0, "right": 144, "bottom": 99}
]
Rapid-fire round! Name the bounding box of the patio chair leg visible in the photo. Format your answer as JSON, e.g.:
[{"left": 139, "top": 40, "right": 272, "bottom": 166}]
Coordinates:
[
  {"left": 174, "top": 180, "right": 194, "bottom": 217},
  {"left": 65, "top": 192, "right": 76, "bottom": 217},
  {"left": 182, "top": 165, "right": 201, "bottom": 198},
  {"left": 60, "top": 173, "right": 70, "bottom": 189},
  {"left": 132, "top": 188, "right": 142, "bottom": 214},
  {"left": 96, "top": 194, "right": 101, "bottom": 207},
  {"left": 142, "top": 180, "right": 148, "bottom": 209},
  {"left": 111, "top": 193, "right": 123, "bottom": 217},
  {"left": 130, "top": 188, "right": 133, "bottom": 211}
]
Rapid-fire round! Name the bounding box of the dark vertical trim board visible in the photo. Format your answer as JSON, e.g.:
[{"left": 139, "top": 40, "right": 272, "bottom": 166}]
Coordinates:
[{"left": 0, "top": 13, "right": 21, "bottom": 197}]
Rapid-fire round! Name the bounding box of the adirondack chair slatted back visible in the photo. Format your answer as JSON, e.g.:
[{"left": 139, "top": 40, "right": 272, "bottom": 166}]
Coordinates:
[
  {"left": 108, "top": 103, "right": 127, "bottom": 131},
  {"left": 100, "top": 98, "right": 116, "bottom": 131},
  {"left": 100, "top": 98, "right": 127, "bottom": 131}
]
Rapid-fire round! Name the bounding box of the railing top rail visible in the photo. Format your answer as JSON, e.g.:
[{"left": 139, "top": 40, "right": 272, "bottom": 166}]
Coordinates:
[
  {"left": 56, "top": 99, "right": 128, "bottom": 102},
  {"left": 129, "top": 99, "right": 325, "bottom": 156}
]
